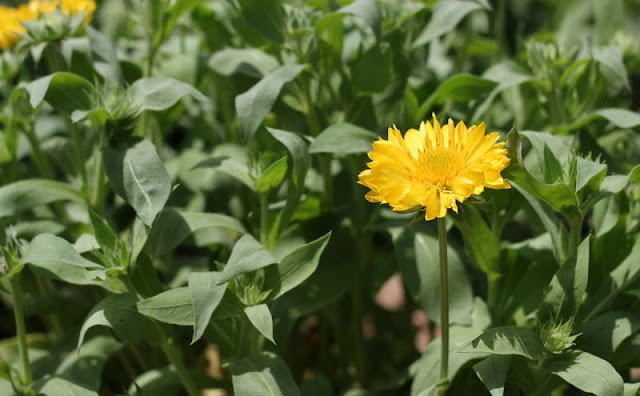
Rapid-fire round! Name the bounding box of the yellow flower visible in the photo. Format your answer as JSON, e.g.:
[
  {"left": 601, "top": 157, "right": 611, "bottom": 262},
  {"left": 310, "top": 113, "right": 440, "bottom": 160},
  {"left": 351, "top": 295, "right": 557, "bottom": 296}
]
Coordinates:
[
  {"left": 0, "top": 6, "right": 25, "bottom": 50},
  {"left": 358, "top": 115, "right": 511, "bottom": 221},
  {"left": 60, "top": 0, "right": 96, "bottom": 23},
  {"left": 0, "top": 0, "right": 96, "bottom": 50}
]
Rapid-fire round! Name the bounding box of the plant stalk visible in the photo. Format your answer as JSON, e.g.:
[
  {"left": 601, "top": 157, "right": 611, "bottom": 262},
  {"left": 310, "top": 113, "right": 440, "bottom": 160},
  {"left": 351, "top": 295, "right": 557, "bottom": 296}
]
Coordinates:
[
  {"left": 161, "top": 341, "right": 198, "bottom": 396},
  {"left": 259, "top": 193, "right": 270, "bottom": 247},
  {"left": 9, "top": 276, "right": 33, "bottom": 386},
  {"left": 437, "top": 217, "right": 449, "bottom": 395}
]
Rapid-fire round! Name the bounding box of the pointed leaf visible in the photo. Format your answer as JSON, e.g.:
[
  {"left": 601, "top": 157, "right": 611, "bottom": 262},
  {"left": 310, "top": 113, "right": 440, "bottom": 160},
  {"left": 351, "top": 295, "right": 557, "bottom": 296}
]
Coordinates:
[
  {"left": 218, "top": 234, "right": 277, "bottom": 284},
  {"left": 474, "top": 355, "right": 511, "bottom": 396},
  {"left": 104, "top": 139, "right": 172, "bottom": 226},
  {"left": 460, "top": 326, "right": 548, "bottom": 360},
  {"left": 129, "top": 77, "right": 208, "bottom": 112},
  {"left": 543, "top": 350, "right": 623, "bottom": 396},
  {"left": 0, "top": 180, "right": 83, "bottom": 218},
  {"left": 309, "top": 123, "right": 378, "bottom": 155},
  {"left": 228, "top": 352, "right": 300, "bottom": 396},
  {"left": 245, "top": 304, "right": 275, "bottom": 344},
  {"left": 538, "top": 236, "right": 591, "bottom": 323},
  {"left": 412, "top": 0, "right": 485, "bottom": 47},
  {"left": 21, "top": 234, "right": 108, "bottom": 287},
  {"left": 265, "top": 232, "right": 331, "bottom": 299},
  {"left": 147, "top": 209, "right": 245, "bottom": 258},
  {"left": 78, "top": 293, "right": 161, "bottom": 349},
  {"left": 236, "top": 65, "right": 306, "bottom": 141},
  {"left": 23, "top": 72, "right": 93, "bottom": 113},
  {"left": 189, "top": 272, "right": 228, "bottom": 343},
  {"left": 137, "top": 287, "right": 195, "bottom": 326}
]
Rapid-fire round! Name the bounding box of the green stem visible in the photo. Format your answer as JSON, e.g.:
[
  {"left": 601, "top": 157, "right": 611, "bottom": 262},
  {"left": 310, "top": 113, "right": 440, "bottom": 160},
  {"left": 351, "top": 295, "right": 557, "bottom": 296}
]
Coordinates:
[
  {"left": 548, "top": 71, "right": 567, "bottom": 126},
  {"left": 91, "top": 134, "right": 107, "bottom": 213},
  {"left": 437, "top": 217, "right": 449, "bottom": 395},
  {"left": 67, "top": 119, "right": 88, "bottom": 189},
  {"left": 9, "top": 276, "right": 32, "bottom": 386},
  {"left": 259, "top": 193, "right": 270, "bottom": 247},
  {"left": 161, "top": 341, "right": 198, "bottom": 396},
  {"left": 23, "top": 127, "right": 53, "bottom": 179}
]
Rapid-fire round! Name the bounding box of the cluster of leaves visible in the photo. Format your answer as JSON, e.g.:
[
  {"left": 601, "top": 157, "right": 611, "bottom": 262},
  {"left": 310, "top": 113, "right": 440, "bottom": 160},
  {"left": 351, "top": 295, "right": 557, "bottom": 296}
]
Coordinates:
[{"left": 0, "top": 0, "right": 639, "bottom": 395}]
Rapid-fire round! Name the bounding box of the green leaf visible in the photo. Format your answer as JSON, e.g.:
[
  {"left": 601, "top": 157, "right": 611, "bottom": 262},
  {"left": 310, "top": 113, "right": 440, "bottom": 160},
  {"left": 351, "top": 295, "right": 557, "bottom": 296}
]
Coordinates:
[
  {"left": 23, "top": 72, "right": 93, "bottom": 113},
  {"left": 88, "top": 208, "right": 119, "bottom": 254},
  {"left": 453, "top": 206, "right": 500, "bottom": 275},
  {"left": 395, "top": 230, "right": 473, "bottom": 325},
  {"left": 625, "top": 383, "right": 640, "bottom": 396},
  {"left": 543, "top": 350, "right": 624, "bottom": 396},
  {"left": 309, "top": 123, "right": 377, "bottom": 155},
  {"left": 575, "top": 157, "right": 607, "bottom": 193},
  {"left": 265, "top": 128, "right": 309, "bottom": 190},
  {"left": 0, "top": 179, "right": 84, "bottom": 218},
  {"left": 505, "top": 129, "right": 580, "bottom": 219},
  {"left": 265, "top": 232, "right": 331, "bottom": 299},
  {"left": 473, "top": 355, "right": 511, "bottom": 396},
  {"left": 592, "top": 196, "right": 619, "bottom": 237},
  {"left": 340, "top": 0, "right": 381, "bottom": 38},
  {"left": 208, "top": 48, "right": 279, "bottom": 78},
  {"left": 78, "top": 293, "right": 161, "bottom": 349},
  {"left": 570, "top": 108, "right": 640, "bottom": 130},
  {"left": 129, "top": 77, "right": 208, "bottom": 113},
  {"left": 34, "top": 377, "right": 98, "bottom": 396},
  {"left": 228, "top": 352, "right": 300, "bottom": 396},
  {"left": 460, "top": 326, "right": 548, "bottom": 360},
  {"left": 351, "top": 43, "right": 392, "bottom": 94},
  {"left": 412, "top": 0, "right": 485, "bottom": 48},
  {"left": 189, "top": 271, "right": 228, "bottom": 343},
  {"left": 411, "top": 327, "right": 485, "bottom": 395},
  {"left": 21, "top": 234, "right": 109, "bottom": 288},
  {"left": 577, "top": 311, "right": 640, "bottom": 361},
  {"left": 245, "top": 304, "right": 275, "bottom": 344},
  {"left": 538, "top": 236, "right": 590, "bottom": 323},
  {"left": 137, "top": 287, "right": 195, "bottom": 326},
  {"left": 192, "top": 144, "right": 254, "bottom": 190},
  {"left": 237, "top": 0, "right": 285, "bottom": 43},
  {"left": 104, "top": 139, "right": 172, "bottom": 226},
  {"left": 418, "top": 74, "right": 497, "bottom": 119},
  {"left": 86, "top": 26, "right": 122, "bottom": 83},
  {"left": 256, "top": 156, "right": 289, "bottom": 193},
  {"left": 236, "top": 65, "right": 306, "bottom": 142},
  {"left": 592, "top": 46, "right": 630, "bottom": 91},
  {"left": 147, "top": 208, "right": 245, "bottom": 258},
  {"left": 218, "top": 234, "right": 277, "bottom": 284},
  {"left": 55, "top": 336, "right": 122, "bottom": 390}
]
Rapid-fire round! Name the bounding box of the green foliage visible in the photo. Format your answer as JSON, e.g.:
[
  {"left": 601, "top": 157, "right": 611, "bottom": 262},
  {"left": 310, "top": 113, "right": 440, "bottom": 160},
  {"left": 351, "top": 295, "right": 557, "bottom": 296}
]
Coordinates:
[{"left": 0, "top": 0, "right": 639, "bottom": 395}]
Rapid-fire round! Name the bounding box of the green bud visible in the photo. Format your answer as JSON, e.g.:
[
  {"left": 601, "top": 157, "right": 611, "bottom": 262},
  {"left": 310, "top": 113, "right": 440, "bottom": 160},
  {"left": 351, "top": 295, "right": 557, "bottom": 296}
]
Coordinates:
[{"left": 538, "top": 317, "right": 580, "bottom": 354}]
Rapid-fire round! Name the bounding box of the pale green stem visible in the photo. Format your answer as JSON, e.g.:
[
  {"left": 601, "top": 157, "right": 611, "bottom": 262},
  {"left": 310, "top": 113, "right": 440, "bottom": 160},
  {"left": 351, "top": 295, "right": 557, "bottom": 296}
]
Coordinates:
[
  {"left": 9, "top": 276, "right": 32, "bottom": 386},
  {"left": 161, "top": 341, "right": 198, "bottom": 396},
  {"left": 259, "top": 193, "right": 270, "bottom": 248},
  {"left": 437, "top": 217, "right": 449, "bottom": 395}
]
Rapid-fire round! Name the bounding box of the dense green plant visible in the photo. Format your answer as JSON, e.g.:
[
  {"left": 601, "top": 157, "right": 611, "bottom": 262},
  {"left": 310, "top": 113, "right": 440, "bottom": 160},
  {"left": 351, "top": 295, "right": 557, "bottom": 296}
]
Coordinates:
[{"left": 0, "top": 0, "right": 639, "bottom": 395}]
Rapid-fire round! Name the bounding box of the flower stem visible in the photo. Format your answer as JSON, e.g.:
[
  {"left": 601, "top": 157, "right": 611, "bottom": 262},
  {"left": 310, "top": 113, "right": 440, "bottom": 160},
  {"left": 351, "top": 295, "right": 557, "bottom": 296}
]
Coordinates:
[
  {"left": 259, "top": 193, "right": 270, "bottom": 247},
  {"left": 437, "top": 217, "right": 449, "bottom": 395},
  {"left": 9, "top": 276, "right": 32, "bottom": 386},
  {"left": 161, "top": 340, "right": 198, "bottom": 396}
]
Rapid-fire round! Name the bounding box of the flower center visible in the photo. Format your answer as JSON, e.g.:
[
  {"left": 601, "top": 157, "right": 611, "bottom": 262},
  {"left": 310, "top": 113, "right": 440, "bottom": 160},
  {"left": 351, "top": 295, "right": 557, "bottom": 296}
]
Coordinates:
[{"left": 414, "top": 148, "right": 464, "bottom": 188}]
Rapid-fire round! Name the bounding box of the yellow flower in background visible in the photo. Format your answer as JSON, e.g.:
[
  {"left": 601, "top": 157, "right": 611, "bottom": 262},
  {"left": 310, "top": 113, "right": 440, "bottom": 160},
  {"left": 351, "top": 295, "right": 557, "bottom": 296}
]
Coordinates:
[
  {"left": 0, "top": 6, "right": 25, "bottom": 49},
  {"left": 0, "top": 0, "right": 96, "bottom": 50},
  {"left": 358, "top": 115, "right": 511, "bottom": 221}
]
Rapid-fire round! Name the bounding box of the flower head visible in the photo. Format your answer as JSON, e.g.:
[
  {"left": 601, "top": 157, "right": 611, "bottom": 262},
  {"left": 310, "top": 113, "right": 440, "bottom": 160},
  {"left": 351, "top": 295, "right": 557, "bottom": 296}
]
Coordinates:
[
  {"left": 0, "top": 0, "right": 96, "bottom": 50},
  {"left": 358, "top": 115, "right": 511, "bottom": 221}
]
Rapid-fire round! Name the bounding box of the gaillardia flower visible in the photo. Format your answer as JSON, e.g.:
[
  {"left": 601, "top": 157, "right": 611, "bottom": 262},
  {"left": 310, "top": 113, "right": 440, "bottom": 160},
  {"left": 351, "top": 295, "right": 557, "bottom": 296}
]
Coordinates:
[
  {"left": 358, "top": 115, "right": 511, "bottom": 221},
  {"left": 0, "top": 0, "right": 96, "bottom": 50}
]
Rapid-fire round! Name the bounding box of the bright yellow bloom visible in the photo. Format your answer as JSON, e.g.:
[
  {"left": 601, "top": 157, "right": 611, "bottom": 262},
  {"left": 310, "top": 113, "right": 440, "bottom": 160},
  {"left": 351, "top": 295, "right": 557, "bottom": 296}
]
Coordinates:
[
  {"left": 358, "top": 115, "right": 511, "bottom": 221},
  {"left": 0, "top": 0, "right": 96, "bottom": 50},
  {"left": 0, "top": 6, "right": 25, "bottom": 50}
]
